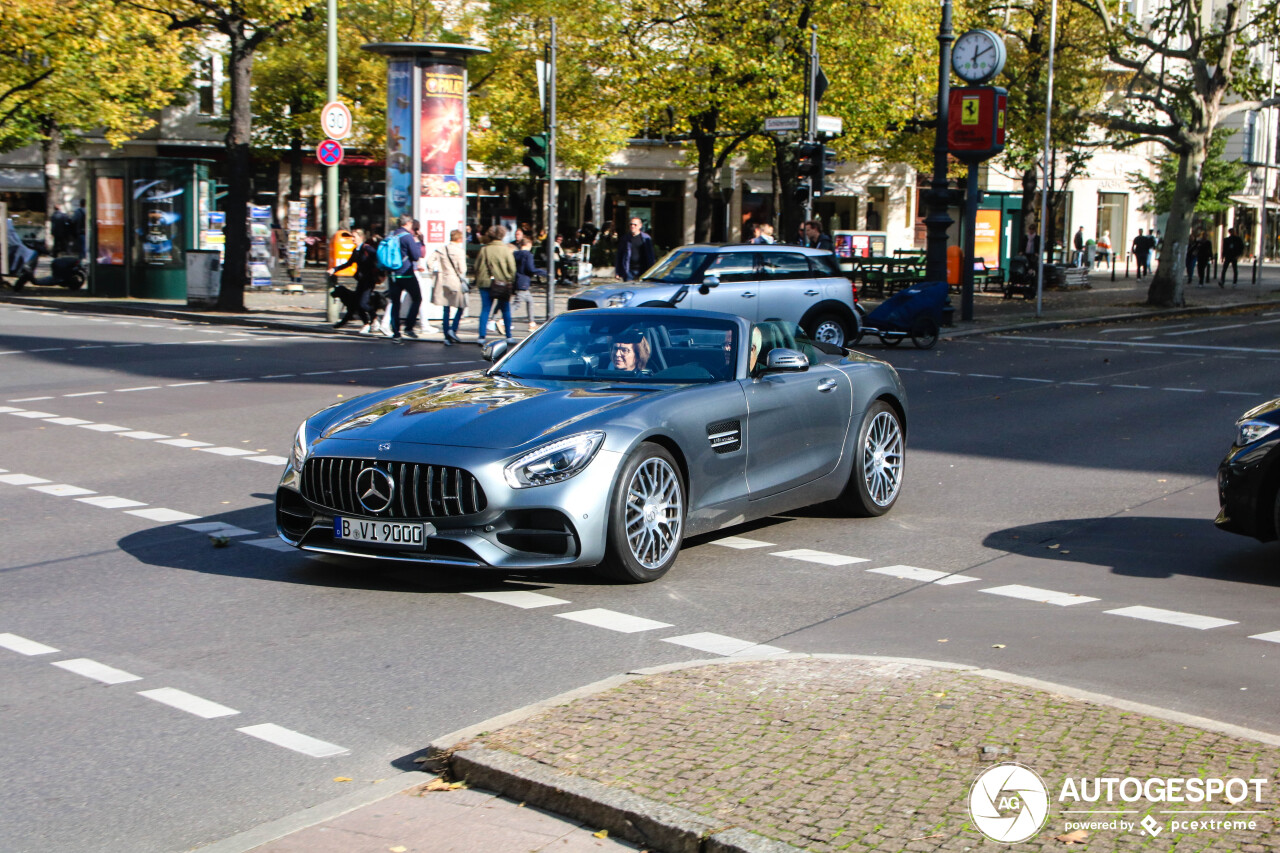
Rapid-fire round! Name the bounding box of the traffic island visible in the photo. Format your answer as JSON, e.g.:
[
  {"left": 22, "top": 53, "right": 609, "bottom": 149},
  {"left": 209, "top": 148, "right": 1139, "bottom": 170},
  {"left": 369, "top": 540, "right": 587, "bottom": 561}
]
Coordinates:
[{"left": 434, "top": 656, "right": 1280, "bottom": 852}]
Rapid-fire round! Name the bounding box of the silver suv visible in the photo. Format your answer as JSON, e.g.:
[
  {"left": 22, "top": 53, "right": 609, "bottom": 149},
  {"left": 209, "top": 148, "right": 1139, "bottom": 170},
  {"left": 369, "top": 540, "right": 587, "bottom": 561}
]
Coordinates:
[{"left": 567, "top": 244, "right": 861, "bottom": 347}]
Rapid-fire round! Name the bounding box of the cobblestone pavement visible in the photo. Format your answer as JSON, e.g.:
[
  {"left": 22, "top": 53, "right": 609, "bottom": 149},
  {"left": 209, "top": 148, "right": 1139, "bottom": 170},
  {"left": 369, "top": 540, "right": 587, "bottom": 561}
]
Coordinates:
[{"left": 476, "top": 658, "right": 1280, "bottom": 852}]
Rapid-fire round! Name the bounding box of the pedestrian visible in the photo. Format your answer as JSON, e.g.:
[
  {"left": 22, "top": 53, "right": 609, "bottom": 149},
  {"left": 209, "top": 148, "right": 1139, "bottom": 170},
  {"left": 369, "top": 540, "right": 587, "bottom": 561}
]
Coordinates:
[
  {"left": 615, "top": 217, "right": 656, "bottom": 281},
  {"left": 512, "top": 236, "right": 547, "bottom": 332},
  {"left": 1195, "top": 231, "right": 1213, "bottom": 286},
  {"left": 747, "top": 222, "right": 764, "bottom": 244},
  {"left": 71, "top": 199, "right": 85, "bottom": 258},
  {"left": 430, "top": 228, "right": 469, "bottom": 345},
  {"left": 473, "top": 224, "right": 516, "bottom": 345},
  {"left": 1220, "top": 227, "right": 1244, "bottom": 287},
  {"left": 594, "top": 223, "right": 617, "bottom": 269},
  {"left": 1023, "top": 224, "right": 1040, "bottom": 269},
  {"left": 1073, "top": 226, "right": 1086, "bottom": 267},
  {"left": 803, "top": 219, "right": 834, "bottom": 252},
  {"left": 1132, "top": 229, "right": 1153, "bottom": 279},
  {"left": 759, "top": 223, "right": 776, "bottom": 244},
  {"left": 409, "top": 219, "right": 434, "bottom": 336},
  {"left": 384, "top": 214, "right": 423, "bottom": 343},
  {"left": 49, "top": 207, "right": 72, "bottom": 256},
  {"left": 328, "top": 229, "right": 383, "bottom": 332},
  {"left": 1185, "top": 234, "right": 1199, "bottom": 283},
  {"left": 1096, "top": 231, "right": 1112, "bottom": 267}
]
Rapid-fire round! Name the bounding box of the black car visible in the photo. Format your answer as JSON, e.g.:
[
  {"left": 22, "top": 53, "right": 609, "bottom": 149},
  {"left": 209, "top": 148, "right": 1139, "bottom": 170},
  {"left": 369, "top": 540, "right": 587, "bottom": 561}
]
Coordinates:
[{"left": 1216, "top": 397, "right": 1280, "bottom": 541}]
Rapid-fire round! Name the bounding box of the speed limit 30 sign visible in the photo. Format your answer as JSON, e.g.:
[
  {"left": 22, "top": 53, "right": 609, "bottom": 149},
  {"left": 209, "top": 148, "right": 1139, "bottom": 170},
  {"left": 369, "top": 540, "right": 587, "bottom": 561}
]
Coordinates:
[{"left": 320, "top": 101, "right": 352, "bottom": 141}]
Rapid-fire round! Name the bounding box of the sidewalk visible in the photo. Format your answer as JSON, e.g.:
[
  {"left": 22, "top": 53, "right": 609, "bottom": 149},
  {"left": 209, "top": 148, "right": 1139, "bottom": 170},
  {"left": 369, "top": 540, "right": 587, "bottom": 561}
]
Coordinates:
[{"left": 4, "top": 262, "right": 1280, "bottom": 343}]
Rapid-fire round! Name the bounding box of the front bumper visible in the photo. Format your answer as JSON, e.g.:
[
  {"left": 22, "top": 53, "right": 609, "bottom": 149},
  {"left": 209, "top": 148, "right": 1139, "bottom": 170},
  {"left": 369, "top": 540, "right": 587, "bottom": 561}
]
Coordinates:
[
  {"left": 1215, "top": 440, "right": 1279, "bottom": 541},
  {"left": 276, "top": 444, "right": 622, "bottom": 568}
]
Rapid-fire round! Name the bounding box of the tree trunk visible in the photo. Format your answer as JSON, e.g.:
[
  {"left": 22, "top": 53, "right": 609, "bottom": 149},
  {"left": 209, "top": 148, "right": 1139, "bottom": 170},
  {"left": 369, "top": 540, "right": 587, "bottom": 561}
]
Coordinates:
[
  {"left": 289, "top": 128, "right": 303, "bottom": 202},
  {"left": 217, "top": 32, "right": 254, "bottom": 312},
  {"left": 690, "top": 111, "right": 718, "bottom": 243},
  {"left": 40, "top": 117, "right": 62, "bottom": 255},
  {"left": 1147, "top": 142, "right": 1206, "bottom": 308}
]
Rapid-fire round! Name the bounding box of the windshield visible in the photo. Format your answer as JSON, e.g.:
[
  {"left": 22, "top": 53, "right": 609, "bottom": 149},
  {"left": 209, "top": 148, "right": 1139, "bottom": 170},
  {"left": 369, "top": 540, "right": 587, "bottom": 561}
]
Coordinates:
[
  {"left": 639, "top": 249, "right": 715, "bottom": 284},
  {"left": 495, "top": 313, "right": 740, "bottom": 384}
]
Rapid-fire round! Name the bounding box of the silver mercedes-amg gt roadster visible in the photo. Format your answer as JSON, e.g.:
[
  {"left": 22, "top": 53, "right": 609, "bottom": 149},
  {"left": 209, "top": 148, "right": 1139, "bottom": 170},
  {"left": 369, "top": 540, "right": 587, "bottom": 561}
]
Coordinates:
[{"left": 276, "top": 308, "right": 907, "bottom": 582}]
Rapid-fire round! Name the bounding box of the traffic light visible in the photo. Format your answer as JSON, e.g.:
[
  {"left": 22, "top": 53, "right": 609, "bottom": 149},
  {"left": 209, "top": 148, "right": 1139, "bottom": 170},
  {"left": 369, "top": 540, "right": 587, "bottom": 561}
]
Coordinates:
[
  {"left": 794, "top": 142, "right": 823, "bottom": 181},
  {"left": 793, "top": 183, "right": 811, "bottom": 204},
  {"left": 814, "top": 146, "right": 837, "bottom": 196},
  {"left": 522, "top": 133, "right": 549, "bottom": 178}
]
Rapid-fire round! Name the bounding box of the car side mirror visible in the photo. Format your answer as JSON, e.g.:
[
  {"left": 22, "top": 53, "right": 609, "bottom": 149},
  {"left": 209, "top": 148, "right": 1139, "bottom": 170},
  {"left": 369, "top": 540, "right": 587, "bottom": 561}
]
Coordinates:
[
  {"left": 762, "top": 347, "right": 809, "bottom": 373},
  {"left": 482, "top": 340, "right": 509, "bottom": 362},
  {"left": 699, "top": 274, "right": 720, "bottom": 295}
]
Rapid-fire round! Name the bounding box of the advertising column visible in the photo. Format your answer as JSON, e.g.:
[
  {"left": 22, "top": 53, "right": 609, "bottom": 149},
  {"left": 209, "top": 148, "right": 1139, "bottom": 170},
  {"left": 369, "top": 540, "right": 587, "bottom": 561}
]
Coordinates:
[
  {"left": 418, "top": 63, "right": 467, "bottom": 260},
  {"left": 385, "top": 60, "right": 414, "bottom": 227}
]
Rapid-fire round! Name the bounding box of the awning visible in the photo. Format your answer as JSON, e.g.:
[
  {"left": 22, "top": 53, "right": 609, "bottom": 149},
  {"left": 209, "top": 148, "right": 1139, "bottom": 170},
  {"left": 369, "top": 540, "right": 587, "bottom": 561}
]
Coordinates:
[
  {"left": 1228, "top": 193, "right": 1280, "bottom": 210},
  {"left": 0, "top": 168, "right": 43, "bottom": 193}
]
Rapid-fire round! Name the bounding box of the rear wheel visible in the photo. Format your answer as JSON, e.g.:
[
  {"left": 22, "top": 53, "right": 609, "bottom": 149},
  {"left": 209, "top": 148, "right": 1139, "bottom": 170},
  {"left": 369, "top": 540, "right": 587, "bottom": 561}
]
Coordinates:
[
  {"left": 880, "top": 334, "right": 902, "bottom": 347},
  {"left": 805, "top": 313, "right": 850, "bottom": 348},
  {"left": 910, "top": 317, "right": 939, "bottom": 349},
  {"left": 66, "top": 270, "right": 86, "bottom": 290},
  {"left": 594, "top": 444, "right": 685, "bottom": 583},
  {"left": 836, "top": 401, "right": 904, "bottom": 517}
]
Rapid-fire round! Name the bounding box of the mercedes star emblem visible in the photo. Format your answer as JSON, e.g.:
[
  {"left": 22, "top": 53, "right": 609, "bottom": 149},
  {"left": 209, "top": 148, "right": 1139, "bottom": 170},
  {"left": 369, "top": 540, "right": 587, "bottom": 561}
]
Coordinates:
[{"left": 355, "top": 466, "right": 395, "bottom": 513}]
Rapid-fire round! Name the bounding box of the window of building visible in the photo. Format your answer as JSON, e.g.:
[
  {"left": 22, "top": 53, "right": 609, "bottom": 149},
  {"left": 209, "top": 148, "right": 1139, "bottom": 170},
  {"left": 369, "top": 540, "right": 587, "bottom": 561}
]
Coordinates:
[{"left": 196, "top": 56, "right": 217, "bottom": 116}]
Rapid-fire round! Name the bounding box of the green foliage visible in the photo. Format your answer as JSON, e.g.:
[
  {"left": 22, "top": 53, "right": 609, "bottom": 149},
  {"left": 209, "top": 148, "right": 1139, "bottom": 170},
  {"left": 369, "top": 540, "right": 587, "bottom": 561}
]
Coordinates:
[{"left": 1127, "top": 129, "right": 1247, "bottom": 215}]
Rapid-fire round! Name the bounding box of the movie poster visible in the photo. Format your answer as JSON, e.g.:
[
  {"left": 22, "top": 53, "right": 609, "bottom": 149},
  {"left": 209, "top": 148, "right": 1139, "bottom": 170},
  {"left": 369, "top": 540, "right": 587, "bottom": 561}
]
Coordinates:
[
  {"left": 133, "top": 179, "right": 183, "bottom": 266},
  {"left": 419, "top": 63, "right": 466, "bottom": 258},
  {"left": 95, "top": 178, "right": 125, "bottom": 266},
  {"left": 386, "top": 60, "right": 414, "bottom": 227}
]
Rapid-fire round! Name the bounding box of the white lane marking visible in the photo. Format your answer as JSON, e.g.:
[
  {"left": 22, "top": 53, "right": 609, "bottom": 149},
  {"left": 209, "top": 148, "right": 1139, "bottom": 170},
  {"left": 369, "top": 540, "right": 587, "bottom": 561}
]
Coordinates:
[
  {"left": 30, "top": 484, "right": 96, "bottom": 497},
  {"left": 245, "top": 455, "right": 289, "bottom": 465},
  {"left": 1249, "top": 631, "right": 1280, "bottom": 644},
  {"left": 771, "top": 548, "right": 869, "bottom": 566},
  {"left": 198, "top": 446, "right": 256, "bottom": 457},
  {"left": 118, "top": 431, "right": 170, "bottom": 440},
  {"left": 1105, "top": 605, "right": 1237, "bottom": 630},
  {"left": 925, "top": 370, "right": 960, "bottom": 375},
  {"left": 52, "top": 658, "right": 142, "bottom": 684},
  {"left": 115, "top": 386, "right": 161, "bottom": 393},
  {"left": 0, "top": 633, "right": 59, "bottom": 655},
  {"left": 167, "top": 382, "right": 209, "bottom": 387},
  {"left": 236, "top": 723, "right": 349, "bottom": 758},
  {"left": 1162, "top": 387, "right": 1204, "bottom": 393},
  {"left": 28, "top": 348, "right": 64, "bottom": 352},
  {"left": 157, "top": 438, "right": 214, "bottom": 448},
  {"left": 8, "top": 397, "right": 53, "bottom": 402},
  {"left": 262, "top": 374, "right": 295, "bottom": 379},
  {"left": 1011, "top": 377, "right": 1053, "bottom": 383},
  {"left": 1220, "top": 390, "right": 1262, "bottom": 396},
  {"left": 1066, "top": 381, "right": 1099, "bottom": 386},
  {"left": 302, "top": 371, "right": 335, "bottom": 376},
  {"left": 662, "top": 633, "right": 788, "bottom": 657},
  {"left": 1113, "top": 384, "right": 1149, "bottom": 390},
  {"left": 126, "top": 508, "right": 201, "bottom": 523},
  {"left": 46, "top": 417, "right": 93, "bottom": 426},
  {"left": 555, "top": 608, "right": 674, "bottom": 634},
  {"left": 464, "top": 590, "right": 570, "bottom": 609},
  {"left": 112, "top": 344, "right": 144, "bottom": 348},
  {"left": 967, "top": 373, "right": 1003, "bottom": 379},
  {"left": 710, "top": 536, "right": 776, "bottom": 549},
  {"left": 214, "top": 378, "right": 252, "bottom": 383},
  {"left": 181, "top": 521, "right": 258, "bottom": 537},
  {"left": 868, "top": 565, "right": 979, "bottom": 584},
  {"left": 981, "top": 584, "right": 1099, "bottom": 606},
  {"left": 138, "top": 688, "right": 239, "bottom": 719},
  {"left": 63, "top": 391, "right": 106, "bottom": 398},
  {"left": 10, "top": 410, "right": 56, "bottom": 418},
  {"left": 339, "top": 368, "right": 375, "bottom": 373},
  {"left": 78, "top": 495, "right": 147, "bottom": 509},
  {"left": 1163, "top": 320, "right": 1280, "bottom": 336},
  {"left": 78, "top": 423, "right": 130, "bottom": 432},
  {"left": 0, "top": 474, "right": 52, "bottom": 486},
  {"left": 1006, "top": 334, "right": 1280, "bottom": 355},
  {"left": 246, "top": 537, "right": 296, "bottom": 552}
]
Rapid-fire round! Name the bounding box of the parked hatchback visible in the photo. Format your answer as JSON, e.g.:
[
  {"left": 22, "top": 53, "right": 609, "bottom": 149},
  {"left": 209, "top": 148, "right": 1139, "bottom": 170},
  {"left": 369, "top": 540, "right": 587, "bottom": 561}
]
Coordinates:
[
  {"left": 568, "top": 244, "right": 861, "bottom": 347},
  {"left": 1216, "top": 396, "right": 1280, "bottom": 541}
]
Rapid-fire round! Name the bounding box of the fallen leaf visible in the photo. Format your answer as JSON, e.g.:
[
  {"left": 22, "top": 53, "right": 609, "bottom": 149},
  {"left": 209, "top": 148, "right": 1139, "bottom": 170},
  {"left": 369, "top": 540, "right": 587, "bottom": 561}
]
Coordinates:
[
  {"left": 1055, "top": 829, "right": 1089, "bottom": 844},
  {"left": 937, "top": 638, "right": 949, "bottom": 643},
  {"left": 418, "top": 779, "right": 465, "bottom": 792},
  {"left": 932, "top": 692, "right": 947, "bottom": 698},
  {"left": 594, "top": 830, "right": 609, "bottom": 839},
  {"left": 1047, "top": 544, "right": 1060, "bottom": 549},
  {"left": 1060, "top": 550, "right": 1070, "bottom": 555},
  {"left": 992, "top": 644, "right": 1006, "bottom": 649},
  {"left": 333, "top": 776, "right": 353, "bottom": 783},
  {"left": 390, "top": 847, "right": 407, "bottom": 853}
]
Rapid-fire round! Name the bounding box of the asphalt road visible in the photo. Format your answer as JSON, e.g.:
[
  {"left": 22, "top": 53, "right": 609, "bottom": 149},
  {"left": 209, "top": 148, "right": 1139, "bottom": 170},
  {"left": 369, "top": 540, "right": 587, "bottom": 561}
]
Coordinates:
[{"left": 1, "top": 304, "right": 1278, "bottom": 852}]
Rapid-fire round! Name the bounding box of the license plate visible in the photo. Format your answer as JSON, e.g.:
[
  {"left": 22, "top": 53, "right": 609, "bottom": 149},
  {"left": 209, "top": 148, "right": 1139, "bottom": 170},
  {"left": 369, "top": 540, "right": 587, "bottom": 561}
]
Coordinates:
[{"left": 333, "top": 517, "right": 434, "bottom": 549}]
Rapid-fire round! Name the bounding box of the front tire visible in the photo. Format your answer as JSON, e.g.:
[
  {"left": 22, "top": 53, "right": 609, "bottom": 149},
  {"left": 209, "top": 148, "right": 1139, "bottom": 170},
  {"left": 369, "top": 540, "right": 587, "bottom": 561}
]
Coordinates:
[
  {"left": 836, "top": 401, "right": 904, "bottom": 517},
  {"left": 595, "top": 444, "right": 685, "bottom": 582}
]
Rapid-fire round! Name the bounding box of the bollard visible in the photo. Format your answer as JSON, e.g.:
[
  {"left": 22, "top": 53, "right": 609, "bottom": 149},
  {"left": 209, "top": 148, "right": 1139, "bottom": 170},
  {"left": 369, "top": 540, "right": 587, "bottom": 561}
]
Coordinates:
[{"left": 1125, "top": 251, "right": 1130, "bottom": 279}]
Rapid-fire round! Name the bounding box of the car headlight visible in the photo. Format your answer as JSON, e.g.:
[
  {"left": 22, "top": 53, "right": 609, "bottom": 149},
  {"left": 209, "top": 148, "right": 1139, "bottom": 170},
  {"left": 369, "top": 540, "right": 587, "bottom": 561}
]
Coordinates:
[
  {"left": 291, "top": 421, "right": 313, "bottom": 470},
  {"left": 504, "top": 431, "right": 605, "bottom": 488},
  {"left": 1237, "top": 419, "right": 1279, "bottom": 446},
  {"left": 606, "top": 291, "right": 633, "bottom": 307}
]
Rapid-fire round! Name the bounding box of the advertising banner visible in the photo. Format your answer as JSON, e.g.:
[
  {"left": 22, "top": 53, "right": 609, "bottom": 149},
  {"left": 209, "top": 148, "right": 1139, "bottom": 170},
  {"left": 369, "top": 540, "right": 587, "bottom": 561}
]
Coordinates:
[
  {"left": 386, "top": 59, "right": 414, "bottom": 227},
  {"left": 418, "top": 62, "right": 467, "bottom": 259},
  {"left": 974, "top": 209, "right": 1002, "bottom": 265},
  {"left": 134, "top": 179, "right": 182, "bottom": 266},
  {"left": 95, "top": 177, "right": 125, "bottom": 266},
  {"left": 249, "top": 204, "right": 274, "bottom": 287}
]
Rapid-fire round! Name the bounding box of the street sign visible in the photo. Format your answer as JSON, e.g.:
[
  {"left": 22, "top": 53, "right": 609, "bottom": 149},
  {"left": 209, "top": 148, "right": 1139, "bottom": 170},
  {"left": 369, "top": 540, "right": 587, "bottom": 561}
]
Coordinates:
[
  {"left": 764, "top": 116, "right": 802, "bottom": 132},
  {"left": 316, "top": 139, "right": 345, "bottom": 166},
  {"left": 320, "top": 101, "right": 353, "bottom": 140},
  {"left": 816, "top": 115, "right": 844, "bottom": 136}
]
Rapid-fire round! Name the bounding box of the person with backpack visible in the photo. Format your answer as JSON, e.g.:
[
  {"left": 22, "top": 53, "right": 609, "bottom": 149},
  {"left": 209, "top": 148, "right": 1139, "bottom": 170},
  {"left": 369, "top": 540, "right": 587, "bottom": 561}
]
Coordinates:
[
  {"left": 329, "top": 229, "right": 384, "bottom": 333},
  {"left": 378, "top": 214, "right": 423, "bottom": 343}
]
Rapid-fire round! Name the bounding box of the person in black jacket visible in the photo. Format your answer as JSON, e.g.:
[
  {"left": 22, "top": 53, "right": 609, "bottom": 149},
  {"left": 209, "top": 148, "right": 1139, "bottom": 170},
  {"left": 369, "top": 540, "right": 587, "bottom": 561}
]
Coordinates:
[
  {"left": 328, "top": 230, "right": 384, "bottom": 332},
  {"left": 1220, "top": 228, "right": 1245, "bottom": 287},
  {"left": 512, "top": 237, "right": 547, "bottom": 331}
]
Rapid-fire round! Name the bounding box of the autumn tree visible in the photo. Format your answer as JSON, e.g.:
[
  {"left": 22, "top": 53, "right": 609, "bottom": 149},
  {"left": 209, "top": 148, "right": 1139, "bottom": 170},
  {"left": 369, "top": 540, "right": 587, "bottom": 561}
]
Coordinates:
[
  {"left": 1129, "top": 128, "right": 1247, "bottom": 224},
  {"left": 1079, "top": 0, "right": 1280, "bottom": 307},
  {"left": 124, "top": 0, "right": 317, "bottom": 311}
]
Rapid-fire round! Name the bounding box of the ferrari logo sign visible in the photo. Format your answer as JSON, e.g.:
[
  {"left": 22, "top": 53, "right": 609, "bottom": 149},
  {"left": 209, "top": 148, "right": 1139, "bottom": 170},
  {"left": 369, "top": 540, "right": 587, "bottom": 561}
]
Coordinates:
[
  {"left": 948, "top": 86, "right": 1007, "bottom": 162},
  {"left": 961, "top": 96, "right": 980, "bottom": 125}
]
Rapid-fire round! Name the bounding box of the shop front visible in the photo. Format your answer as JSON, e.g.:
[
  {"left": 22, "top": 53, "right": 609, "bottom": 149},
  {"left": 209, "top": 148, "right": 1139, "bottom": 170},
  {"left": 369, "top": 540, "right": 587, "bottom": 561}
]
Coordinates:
[{"left": 605, "top": 180, "right": 686, "bottom": 255}]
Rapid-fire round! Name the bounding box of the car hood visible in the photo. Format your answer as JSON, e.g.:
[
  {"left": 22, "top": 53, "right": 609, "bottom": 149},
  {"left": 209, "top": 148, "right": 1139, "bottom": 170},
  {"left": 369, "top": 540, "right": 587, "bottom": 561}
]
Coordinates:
[
  {"left": 316, "top": 373, "right": 657, "bottom": 450},
  {"left": 577, "top": 281, "right": 680, "bottom": 300},
  {"left": 1241, "top": 397, "right": 1280, "bottom": 422}
]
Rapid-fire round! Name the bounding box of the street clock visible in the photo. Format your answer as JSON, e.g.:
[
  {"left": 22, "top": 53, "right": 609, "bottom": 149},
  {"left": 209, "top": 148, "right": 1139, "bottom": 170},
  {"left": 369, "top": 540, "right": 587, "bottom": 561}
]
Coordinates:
[{"left": 952, "top": 29, "right": 1006, "bottom": 84}]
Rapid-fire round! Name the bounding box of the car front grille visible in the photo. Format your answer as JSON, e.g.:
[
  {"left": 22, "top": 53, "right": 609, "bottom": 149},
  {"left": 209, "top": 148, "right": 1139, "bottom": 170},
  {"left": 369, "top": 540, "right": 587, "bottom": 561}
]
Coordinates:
[
  {"left": 301, "top": 457, "right": 486, "bottom": 519},
  {"left": 566, "top": 297, "right": 597, "bottom": 311}
]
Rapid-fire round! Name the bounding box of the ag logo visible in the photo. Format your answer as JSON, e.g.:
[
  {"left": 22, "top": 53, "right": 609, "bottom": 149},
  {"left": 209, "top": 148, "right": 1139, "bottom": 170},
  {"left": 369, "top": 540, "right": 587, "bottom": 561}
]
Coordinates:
[{"left": 968, "top": 763, "right": 1049, "bottom": 843}]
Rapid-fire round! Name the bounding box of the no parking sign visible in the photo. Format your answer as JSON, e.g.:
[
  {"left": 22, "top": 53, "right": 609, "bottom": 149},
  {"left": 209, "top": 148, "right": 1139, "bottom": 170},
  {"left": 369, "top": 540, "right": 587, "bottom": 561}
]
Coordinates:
[{"left": 316, "top": 139, "right": 344, "bottom": 167}]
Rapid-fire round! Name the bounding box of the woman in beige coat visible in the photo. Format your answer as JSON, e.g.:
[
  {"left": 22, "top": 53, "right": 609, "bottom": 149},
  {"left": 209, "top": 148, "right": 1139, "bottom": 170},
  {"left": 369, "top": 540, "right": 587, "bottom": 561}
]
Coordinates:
[{"left": 431, "top": 229, "right": 469, "bottom": 344}]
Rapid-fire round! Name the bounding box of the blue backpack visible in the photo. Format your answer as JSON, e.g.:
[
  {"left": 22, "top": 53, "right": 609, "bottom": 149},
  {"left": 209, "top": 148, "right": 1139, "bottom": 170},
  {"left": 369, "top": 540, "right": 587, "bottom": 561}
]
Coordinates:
[{"left": 376, "top": 233, "right": 403, "bottom": 272}]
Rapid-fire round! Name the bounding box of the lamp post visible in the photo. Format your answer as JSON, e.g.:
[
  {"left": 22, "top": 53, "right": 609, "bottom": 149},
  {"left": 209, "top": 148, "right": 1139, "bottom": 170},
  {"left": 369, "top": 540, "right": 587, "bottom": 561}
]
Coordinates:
[
  {"left": 325, "top": 0, "right": 339, "bottom": 323},
  {"left": 924, "top": 0, "right": 955, "bottom": 283},
  {"left": 1035, "top": 0, "right": 1060, "bottom": 318}
]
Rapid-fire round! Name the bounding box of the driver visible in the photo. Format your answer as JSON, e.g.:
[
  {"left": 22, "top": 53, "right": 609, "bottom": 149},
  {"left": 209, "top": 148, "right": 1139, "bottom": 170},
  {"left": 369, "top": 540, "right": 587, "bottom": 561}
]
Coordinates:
[
  {"left": 749, "top": 326, "right": 762, "bottom": 372},
  {"left": 611, "top": 330, "right": 651, "bottom": 372}
]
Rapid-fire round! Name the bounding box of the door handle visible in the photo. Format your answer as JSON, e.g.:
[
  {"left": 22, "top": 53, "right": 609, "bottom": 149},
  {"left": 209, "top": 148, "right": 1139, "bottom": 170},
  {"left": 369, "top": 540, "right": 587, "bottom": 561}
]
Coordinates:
[
  {"left": 804, "top": 289, "right": 820, "bottom": 296},
  {"left": 817, "top": 378, "right": 838, "bottom": 392},
  {"left": 740, "top": 292, "right": 756, "bottom": 299}
]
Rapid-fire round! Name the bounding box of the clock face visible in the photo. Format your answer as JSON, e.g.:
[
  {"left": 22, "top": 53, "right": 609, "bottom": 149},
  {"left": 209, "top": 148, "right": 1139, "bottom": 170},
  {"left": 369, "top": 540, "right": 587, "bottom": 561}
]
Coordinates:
[{"left": 952, "top": 30, "right": 1005, "bottom": 83}]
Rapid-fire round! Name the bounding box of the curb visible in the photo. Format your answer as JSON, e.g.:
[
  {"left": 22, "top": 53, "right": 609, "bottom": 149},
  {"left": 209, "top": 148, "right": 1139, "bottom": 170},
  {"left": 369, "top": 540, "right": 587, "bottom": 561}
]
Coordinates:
[{"left": 0, "top": 292, "right": 329, "bottom": 336}]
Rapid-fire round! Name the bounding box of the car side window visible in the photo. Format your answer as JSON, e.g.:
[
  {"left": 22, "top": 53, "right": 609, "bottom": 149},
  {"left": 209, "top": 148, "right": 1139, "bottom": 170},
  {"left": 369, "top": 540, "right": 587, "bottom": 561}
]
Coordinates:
[
  {"left": 758, "top": 252, "right": 812, "bottom": 281},
  {"left": 809, "top": 254, "right": 842, "bottom": 277},
  {"left": 701, "top": 253, "right": 757, "bottom": 283}
]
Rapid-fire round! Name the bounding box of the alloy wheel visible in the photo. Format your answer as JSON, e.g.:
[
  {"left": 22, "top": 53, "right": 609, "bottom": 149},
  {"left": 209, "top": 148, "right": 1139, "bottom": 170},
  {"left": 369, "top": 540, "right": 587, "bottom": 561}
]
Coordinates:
[
  {"left": 624, "top": 457, "right": 683, "bottom": 569},
  {"left": 862, "top": 410, "right": 904, "bottom": 507}
]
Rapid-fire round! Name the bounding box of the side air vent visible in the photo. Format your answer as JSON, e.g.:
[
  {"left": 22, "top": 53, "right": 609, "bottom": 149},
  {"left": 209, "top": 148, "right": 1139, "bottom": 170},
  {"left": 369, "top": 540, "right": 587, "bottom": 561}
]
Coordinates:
[{"left": 707, "top": 419, "right": 742, "bottom": 454}]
